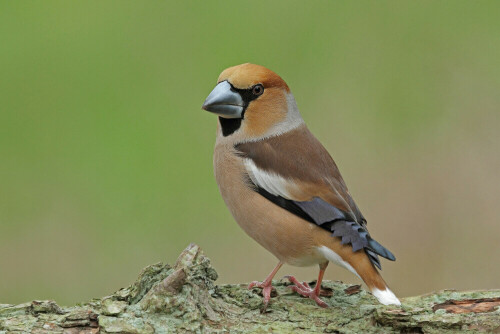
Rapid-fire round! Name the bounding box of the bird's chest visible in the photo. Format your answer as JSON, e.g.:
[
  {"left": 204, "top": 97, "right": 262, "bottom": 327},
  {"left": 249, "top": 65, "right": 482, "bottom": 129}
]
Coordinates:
[{"left": 213, "top": 144, "right": 253, "bottom": 217}]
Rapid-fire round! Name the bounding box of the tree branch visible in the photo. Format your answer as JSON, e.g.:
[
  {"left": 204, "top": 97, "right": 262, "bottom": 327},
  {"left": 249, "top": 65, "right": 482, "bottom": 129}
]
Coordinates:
[{"left": 1, "top": 244, "right": 499, "bottom": 333}]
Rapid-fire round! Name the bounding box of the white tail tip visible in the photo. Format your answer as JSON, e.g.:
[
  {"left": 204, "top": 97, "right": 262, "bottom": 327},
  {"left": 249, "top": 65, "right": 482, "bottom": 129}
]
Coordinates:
[{"left": 371, "top": 288, "right": 401, "bottom": 306}]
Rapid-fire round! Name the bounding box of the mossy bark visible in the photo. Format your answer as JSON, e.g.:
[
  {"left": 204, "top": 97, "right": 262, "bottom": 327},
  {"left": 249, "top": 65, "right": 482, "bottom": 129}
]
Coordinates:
[{"left": 1, "top": 244, "right": 499, "bottom": 333}]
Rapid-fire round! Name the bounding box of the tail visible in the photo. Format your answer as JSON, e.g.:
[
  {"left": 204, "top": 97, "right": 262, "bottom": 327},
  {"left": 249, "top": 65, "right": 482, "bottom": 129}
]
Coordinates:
[
  {"left": 371, "top": 286, "right": 401, "bottom": 306},
  {"left": 318, "top": 243, "right": 401, "bottom": 306},
  {"left": 359, "top": 261, "right": 401, "bottom": 306},
  {"left": 359, "top": 232, "right": 399, "bottom": 305}
]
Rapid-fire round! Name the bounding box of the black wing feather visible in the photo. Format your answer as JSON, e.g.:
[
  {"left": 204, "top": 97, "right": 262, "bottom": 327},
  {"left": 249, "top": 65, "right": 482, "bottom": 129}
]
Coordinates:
[{"left": 254, "top": 186, "right": 395, "bottom": 269}]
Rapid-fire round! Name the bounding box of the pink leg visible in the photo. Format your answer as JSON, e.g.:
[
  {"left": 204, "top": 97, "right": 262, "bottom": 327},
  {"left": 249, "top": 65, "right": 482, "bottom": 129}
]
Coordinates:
[
  {"left": 248, "top": 262, "right": 283, "bottom": 311},
  {"left": 285, "top": 262, "right": 329, "bottom": 308}
]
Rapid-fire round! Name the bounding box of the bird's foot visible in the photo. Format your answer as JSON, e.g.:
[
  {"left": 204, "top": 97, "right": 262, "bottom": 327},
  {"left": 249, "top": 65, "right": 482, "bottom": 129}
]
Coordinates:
[
  {"left": 284, "top": 275, "right": 328, "bottom": 308},
  {"left": 248, "top": 280, "right": 275, "bottom": 312}
]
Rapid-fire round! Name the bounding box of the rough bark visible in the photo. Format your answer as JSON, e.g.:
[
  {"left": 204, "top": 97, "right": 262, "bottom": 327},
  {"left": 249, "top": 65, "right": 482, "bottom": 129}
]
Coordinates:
[{"left": 1, "top": 244, "right": 499, "bottom": 333}]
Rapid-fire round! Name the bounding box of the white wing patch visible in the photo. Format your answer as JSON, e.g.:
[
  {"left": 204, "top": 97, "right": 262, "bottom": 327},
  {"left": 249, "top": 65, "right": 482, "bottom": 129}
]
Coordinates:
[{"left": 244, "top": 159, "right": 296, "bottom": 199}]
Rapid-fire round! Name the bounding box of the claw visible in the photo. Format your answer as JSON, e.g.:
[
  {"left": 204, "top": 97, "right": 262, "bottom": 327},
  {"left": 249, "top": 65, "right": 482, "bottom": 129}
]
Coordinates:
[
  {"left": 285, "top": 275, "right": 329, "bottom": 308},
  {"left": 247, "top": 262, "right": 284, "bottom": 312},
  {"left": 248, "top": 280, "right": 274, "bottom": 313},
  {"left": 247, "top": 281, "right": 260, "bottom": 289}
]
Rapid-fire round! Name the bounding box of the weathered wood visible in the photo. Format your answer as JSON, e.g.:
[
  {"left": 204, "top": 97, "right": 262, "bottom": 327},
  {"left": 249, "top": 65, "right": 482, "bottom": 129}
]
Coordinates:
[{"left": 1, "top": 244, "right": 499, "bottom": 333}]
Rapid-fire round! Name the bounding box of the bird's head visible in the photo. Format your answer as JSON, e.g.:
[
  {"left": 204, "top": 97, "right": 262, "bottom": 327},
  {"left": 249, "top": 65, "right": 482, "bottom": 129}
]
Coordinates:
[{"left": 202, "top": 63, "right": 303, "bottom": 140}]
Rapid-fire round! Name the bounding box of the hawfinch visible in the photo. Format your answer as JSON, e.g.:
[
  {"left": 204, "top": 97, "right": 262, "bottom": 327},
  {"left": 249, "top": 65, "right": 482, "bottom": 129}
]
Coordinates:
[{"left": 202, "top": 63, "right": 400, "bottom": 309}]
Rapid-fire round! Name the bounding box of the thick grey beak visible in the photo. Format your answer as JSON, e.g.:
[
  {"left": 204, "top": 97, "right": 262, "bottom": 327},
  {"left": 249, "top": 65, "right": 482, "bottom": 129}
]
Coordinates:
[{"left": 202, "top": 81, "right": 244, "bottom": 119}]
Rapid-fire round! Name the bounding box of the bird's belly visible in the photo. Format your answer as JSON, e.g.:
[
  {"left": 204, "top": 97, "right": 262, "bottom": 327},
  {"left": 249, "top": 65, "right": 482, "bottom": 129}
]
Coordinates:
[
  {"left": 226, "top": 191, "right": 326, "bottom": 266},
  {"left": 286, "top": 250, "right": 328, "bottom": 267},
  {"left": 214, "top": 146, "right": 328, "bottom": 266}
]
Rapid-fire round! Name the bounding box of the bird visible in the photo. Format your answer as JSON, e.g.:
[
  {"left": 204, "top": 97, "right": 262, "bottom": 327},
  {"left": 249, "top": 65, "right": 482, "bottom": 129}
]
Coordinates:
[{"left": 202, "top": 63, "right": 400, "bottom": 310}]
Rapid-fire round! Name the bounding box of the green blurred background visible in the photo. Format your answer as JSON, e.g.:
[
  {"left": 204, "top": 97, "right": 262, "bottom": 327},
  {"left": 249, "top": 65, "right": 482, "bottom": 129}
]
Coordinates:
[{"left": 1, "top": 1, "right": 499, "bottom": 305}]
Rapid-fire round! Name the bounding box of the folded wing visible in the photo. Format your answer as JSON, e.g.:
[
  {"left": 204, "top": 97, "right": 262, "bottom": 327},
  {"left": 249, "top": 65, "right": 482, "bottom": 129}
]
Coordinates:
[{"left": 236, "top": 125, "right": 395, "bottom": 269}]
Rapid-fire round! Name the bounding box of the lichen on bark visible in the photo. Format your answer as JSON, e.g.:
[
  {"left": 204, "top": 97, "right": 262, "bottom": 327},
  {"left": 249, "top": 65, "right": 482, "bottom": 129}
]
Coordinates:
[{"left": 1, "top": 243, "right": 499, "bottom": 333}]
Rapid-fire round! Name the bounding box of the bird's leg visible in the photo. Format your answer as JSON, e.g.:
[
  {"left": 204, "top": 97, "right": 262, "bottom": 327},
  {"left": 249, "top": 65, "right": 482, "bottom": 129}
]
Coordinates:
[
  {"left": 248, "top": 261, "right": 283, "bottom": 310},
  {"left": 285, "top": 262, "right": 329, "bottom": 308}
]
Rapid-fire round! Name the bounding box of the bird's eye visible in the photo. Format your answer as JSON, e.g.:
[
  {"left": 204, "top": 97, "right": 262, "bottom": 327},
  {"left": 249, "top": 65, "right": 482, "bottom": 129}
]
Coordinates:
[{"left": 252, "top": 84, "right": 264, "bottom": 96}]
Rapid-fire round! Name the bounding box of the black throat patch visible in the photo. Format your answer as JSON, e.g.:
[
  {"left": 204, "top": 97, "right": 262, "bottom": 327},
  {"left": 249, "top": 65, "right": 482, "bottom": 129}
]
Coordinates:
[{"left": 219, "top": 117, "right": 242, "bottom": 136}]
